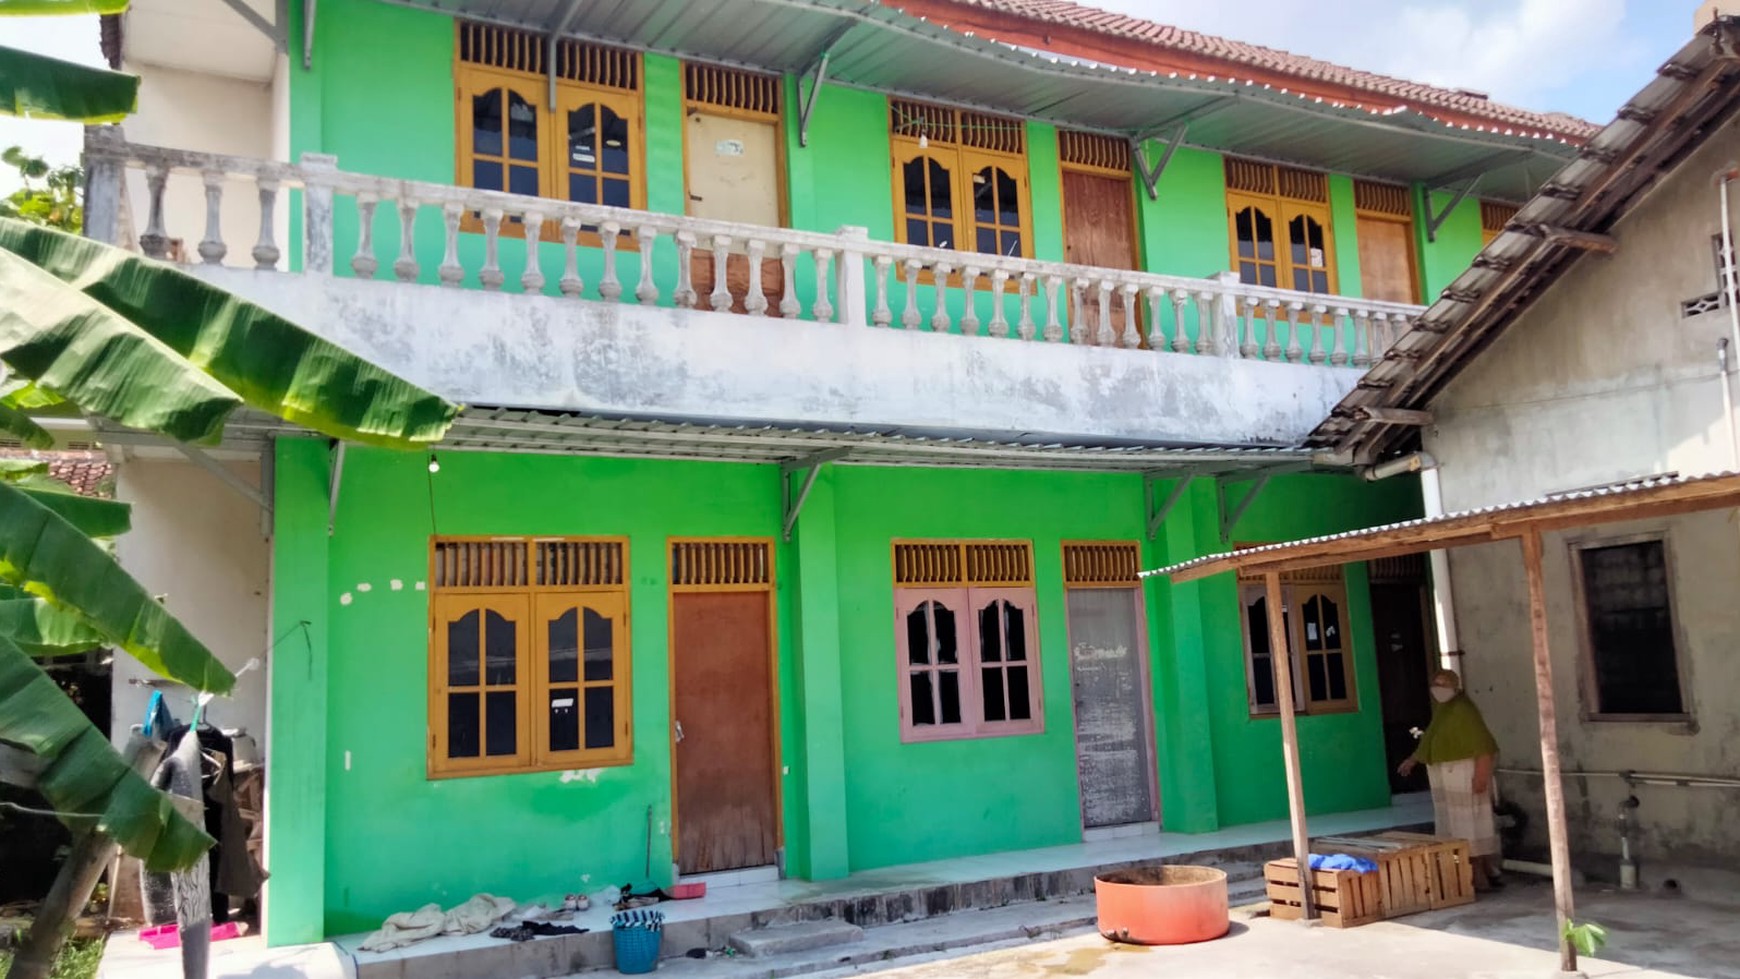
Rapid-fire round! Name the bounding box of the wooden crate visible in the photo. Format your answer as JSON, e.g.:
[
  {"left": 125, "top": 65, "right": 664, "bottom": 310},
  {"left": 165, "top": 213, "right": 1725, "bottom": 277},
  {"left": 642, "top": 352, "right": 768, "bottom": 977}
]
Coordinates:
[
  {"left": 1316, "top": 832, "right": 1476, "bottom": 917},
  {"left": 1263, "top": 858, "right": 1383, "bottom": 928}
]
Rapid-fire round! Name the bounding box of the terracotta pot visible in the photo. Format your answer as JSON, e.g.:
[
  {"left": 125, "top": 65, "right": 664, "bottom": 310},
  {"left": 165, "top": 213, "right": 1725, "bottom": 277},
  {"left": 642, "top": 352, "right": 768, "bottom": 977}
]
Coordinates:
[{"left": 1093, "top": 865, "right": 1230, "bottom": 945}]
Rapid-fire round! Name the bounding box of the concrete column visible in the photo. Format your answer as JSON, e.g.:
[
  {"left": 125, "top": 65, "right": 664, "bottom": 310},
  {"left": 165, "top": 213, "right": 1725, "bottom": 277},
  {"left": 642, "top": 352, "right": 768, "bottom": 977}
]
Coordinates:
[
  {"left": 1147, "top": 477, "right": 1221, "bottom": 833},
  {"left": 790, "top": 464, "right": 851, "bottom": 879},
  {"left": 263, "top": 437, "right": 332, "bottom": 945}
]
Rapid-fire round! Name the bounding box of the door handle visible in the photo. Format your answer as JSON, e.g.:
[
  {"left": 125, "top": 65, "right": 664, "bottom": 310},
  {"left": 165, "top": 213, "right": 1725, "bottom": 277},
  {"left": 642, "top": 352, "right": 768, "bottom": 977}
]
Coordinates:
[{"left": 674, "top": 720, "right": 685, "bottom": 743}]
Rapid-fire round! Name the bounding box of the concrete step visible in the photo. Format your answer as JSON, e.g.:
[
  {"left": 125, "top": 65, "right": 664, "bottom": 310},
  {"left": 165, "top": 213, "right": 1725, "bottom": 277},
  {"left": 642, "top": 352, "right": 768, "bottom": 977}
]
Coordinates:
[{"left": 729, "top": 920, "right": 866, "bottom": 958}]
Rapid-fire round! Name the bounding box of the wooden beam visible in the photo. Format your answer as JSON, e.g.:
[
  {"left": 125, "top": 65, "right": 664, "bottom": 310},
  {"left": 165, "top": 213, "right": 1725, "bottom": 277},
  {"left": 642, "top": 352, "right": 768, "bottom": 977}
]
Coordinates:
[
  {"left": 1525, "top": 225, "right": 1618, "bottom": 254},
  {"left": 1265, "top": 571, "right": 1315, "bottom": 921},
  {"left": 1355, "top": 407, "right": 1434, "bottom": 426},
  {"left": 1520, "top": 530, "right": 1577, "bottom": 974}
]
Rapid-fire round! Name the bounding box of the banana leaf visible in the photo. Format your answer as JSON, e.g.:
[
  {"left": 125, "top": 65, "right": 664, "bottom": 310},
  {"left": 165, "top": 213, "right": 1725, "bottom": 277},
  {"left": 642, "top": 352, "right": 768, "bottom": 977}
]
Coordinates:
[
  {"left": 0, "top": 480, "right": 230, "bottom": 692},
  {"left": 0, "top": 220, "right": 461, "bottom": 446},
  {"left": 1, "top": 378, "right": 65, "bottom": 408},
  {"left": 0, "top": 1, "right": 130, "bottom": 13},
  {"left": 0, "top": 45, "right": 137, "bottom": 124},
  {"left": 0, "top": 595, "right": 105, "bottom": 654},
  {"left": 0, "top": 636, "right": 213, "bottom": 871},
  {"left": 0, "top": 399, "right": 51, "bottom": 448},
  {"left": 13, "top": 473, "right": 131, "bottom": 537},
  {"left": 0, "top": 458, "right": 45, "bottom": 477}
]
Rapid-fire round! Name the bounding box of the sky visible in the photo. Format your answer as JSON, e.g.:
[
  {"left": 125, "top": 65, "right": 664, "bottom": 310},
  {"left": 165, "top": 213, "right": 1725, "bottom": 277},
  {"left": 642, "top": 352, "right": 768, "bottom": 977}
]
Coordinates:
[{"left": 0, "top": 1, "right": 1703, "bottom": 192}]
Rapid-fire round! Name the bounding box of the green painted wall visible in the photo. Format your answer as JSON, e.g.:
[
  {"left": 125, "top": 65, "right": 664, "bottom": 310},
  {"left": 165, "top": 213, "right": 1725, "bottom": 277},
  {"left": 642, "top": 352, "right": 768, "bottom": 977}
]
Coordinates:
[
  {"left": 1328, "top": 174, "right": 1363, "bottom": 299},
  {"left": 1136, "top": 143, "right": 1229, "bottom": 280},
  {"left": 1416, "top": 187, "right": 1486, "bottom": 302}
]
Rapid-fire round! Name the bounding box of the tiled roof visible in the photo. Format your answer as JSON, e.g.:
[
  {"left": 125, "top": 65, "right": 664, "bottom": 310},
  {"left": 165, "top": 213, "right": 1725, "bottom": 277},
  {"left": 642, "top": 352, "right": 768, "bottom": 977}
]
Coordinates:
[
  {"left": 0, "top": 450, "right": 115, "bottom": 498},
  {"left": 946, "top": 0, "right": 1601, "bottom": 140}
]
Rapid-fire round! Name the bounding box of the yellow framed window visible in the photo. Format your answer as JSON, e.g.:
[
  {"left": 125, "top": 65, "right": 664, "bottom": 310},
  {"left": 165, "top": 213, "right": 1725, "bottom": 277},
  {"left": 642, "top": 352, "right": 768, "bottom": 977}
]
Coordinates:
[
  {"left": 428, "top": 536, "right": 632, "bottom": 778},
  {"left": 1225, "top": 157, "right": 1336, "bottom": 295},
  {"left": 1236, "top": 565, "right": 1358, "bottom": 717},
  {"left": 454, "top": 21, "right": 644, "bottom": 236},
  {"left": 1480, "top": 200, "right": 1518, "bottom": 246},
  {"left": 889, "top": 98, "right": 1033, "bottom": 259}
]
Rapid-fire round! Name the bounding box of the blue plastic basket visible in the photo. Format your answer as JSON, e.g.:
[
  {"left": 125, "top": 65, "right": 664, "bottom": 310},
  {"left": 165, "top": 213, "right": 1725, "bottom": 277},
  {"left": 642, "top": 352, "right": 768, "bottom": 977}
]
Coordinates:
[{"left": 611, "top": 909, "right": 665, "bottom": 975}]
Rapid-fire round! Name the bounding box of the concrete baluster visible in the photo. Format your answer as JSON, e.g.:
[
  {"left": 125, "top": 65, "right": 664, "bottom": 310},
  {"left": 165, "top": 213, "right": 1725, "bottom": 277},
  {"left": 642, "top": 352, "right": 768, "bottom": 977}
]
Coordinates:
[
  {"left": 197, "top": 170, "right": 226, "bottom": 265},
  {"left": 779, "top": 244, "right": 801, "bottom": 318},
  {"left": 1096, "top": 279, "right": 1115, "bottom": 346},
  {"left": 930, "top": 262, "right": 954, "bottom": 332},
  {"left": 708, "top": 234, "right": 732, "bottom": 311},
  {"left": 599, "top": 222, "right": 624, "bottom": 301},
  {"left": 674, "top": 231, "right": 697, "bottom": 308},
  {"left": 1351, "top": 310, "right": 1372, "bottom": 367},
  {"left": 637, "top": 226, "right": 660, "bottom": 305},
  {"left": 872, "top": 256, "right": 893, "bottom": 327},
  {"left": 1169, "top": 289, "right": 1190, "bottom": 354},
  {"left": 812, "top": 248, "right": 835, "bottom": 323},
  {"left": 960, "top": 267, "right": 981, "bottom": 337},
  {"left": 1121, "top": 282, "right": 1142, "bottom": 349},
  {"left": 833, "top": 226, "right": 870, "bottom": 327},
  {"left": 1069, "top": 277, "right": 1088, "bottom": 344},
  {"left": 1308, "top": 304, "right": 1329, "bottom": 364},
  {"left": 901, "top": 260, "right": 922, "bottom": 329},
  {"left": 987, "top": 269, "right": 1009, "bottom": 338},
  {"left": 350, "top": 192, "right": 378, "bottom": 279},
  {"left": 479, "top": 208, "right": 505, "bottom": 291},
  {"left": 138, "top": 163, "right": 171, "bottom": 260},
  {"left": 1331, "top": 306, "right": 1351, "bottom": 366},
  {"left": 438, "top": 202, "right": 463, "bottom": 287},
  {"left": 1017, "top": 273, "right": 1037, "bottom": 341},
  {"left": 521, "top": 212, "right": 545, "bottom": 294},
  {"left": 1042, "top": 275, "right": 1063, "bottom": 342},
  {"left": 559, "top": 217, "right": 585, "bottom": 298},
  {"left": 744, "top": 239, "right": 767, "bottom": 314},
  {"left": 1284, "top": 302, "right": 1304, "bottom": 362},
  {"left": 253, "top": 175, "right": 283, "bottom": 270},
  {"left": 393, "top": 196, "right": 420, "bottom": 282}
]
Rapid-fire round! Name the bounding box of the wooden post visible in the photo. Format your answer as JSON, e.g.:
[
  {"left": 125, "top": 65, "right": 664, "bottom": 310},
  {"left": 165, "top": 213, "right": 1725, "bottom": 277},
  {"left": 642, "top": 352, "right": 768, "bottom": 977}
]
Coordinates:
[
  {"left": 1520, "top": 529, "right": 1577, "bottom": 973},
  {"left": 1265, "top": 571, "right": 1315, "bottom": 919}
]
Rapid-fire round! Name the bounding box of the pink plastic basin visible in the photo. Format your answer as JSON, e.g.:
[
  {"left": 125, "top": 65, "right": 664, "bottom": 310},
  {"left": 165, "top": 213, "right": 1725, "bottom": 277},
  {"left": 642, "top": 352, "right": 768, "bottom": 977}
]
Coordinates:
[{"left": 1094, "top": 865, "right": 1230, "bottom": 945}]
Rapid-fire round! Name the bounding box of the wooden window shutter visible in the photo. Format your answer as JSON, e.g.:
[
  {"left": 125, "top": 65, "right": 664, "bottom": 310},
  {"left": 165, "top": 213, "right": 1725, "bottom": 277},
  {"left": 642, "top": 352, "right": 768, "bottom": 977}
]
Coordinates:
[
  {"left": 1062, "top": 542, "right": 1141, "bottom": 586},
  {"left": 1354, "top": 180, "right": 1412, "bottom": 217},
  {"left": 458, "top": 20, "right": 637, "bottom": 91},
  {"left": 1224, "top": 157, "right": 1276, "bottom": 195},
  {"left": 535, "top": 539, "right": 625, "bottom": 587},
  {"left": 1058, "top": 130, "right": 1131, "bottom": 175},
  {"left": 893, "top": 541, "right": 965, "bottom": 585},
  {"left": 670, "top": 539, "right": 772, "bottom": 587},
  {"left": 1277, "top": 166, "right": 1328, "bottom": 203},
  {"left": 432, "top": 539, "right": 529, "bottom": 589},
  {"left": 684, "top": 62, "right": 780, "bottom": 118}
]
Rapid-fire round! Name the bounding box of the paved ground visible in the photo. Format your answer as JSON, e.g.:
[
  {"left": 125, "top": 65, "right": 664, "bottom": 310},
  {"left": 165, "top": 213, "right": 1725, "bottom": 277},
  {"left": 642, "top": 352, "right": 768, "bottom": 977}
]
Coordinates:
[{"left": 823, "top": 877, "right": 1740, "bottom": 979}]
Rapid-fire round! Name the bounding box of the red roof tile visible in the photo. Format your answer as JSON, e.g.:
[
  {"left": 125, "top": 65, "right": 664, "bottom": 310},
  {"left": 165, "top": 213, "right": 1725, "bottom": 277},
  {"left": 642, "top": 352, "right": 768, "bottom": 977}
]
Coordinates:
[
  {"left": 923, "top": 0, "right": 1600, "bottom": 140},
  {"left": 0, "top": 450, "right": 115, "bottom": 498}
]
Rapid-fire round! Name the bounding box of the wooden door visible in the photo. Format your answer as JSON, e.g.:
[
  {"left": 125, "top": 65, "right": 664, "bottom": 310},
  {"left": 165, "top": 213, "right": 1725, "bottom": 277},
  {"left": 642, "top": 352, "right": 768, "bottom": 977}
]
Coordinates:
[
  {"left": 1357, "top": 215, "right": 1419, "bottom": 305},
  {"left": 1371, "top": 583, "right": 1433, "bottom": 794},
  {"left": 671, "top": 591, "right": 777, "bottom": 874},
  {"left": 1066, "top": 587, "right": 1156, "bottom": 828},
  {"left": 1062, "top": 170, "right": 1138, "bottom": 345},
  {"left": 686, "top": 110, "right": 784, "bottom": 313}
]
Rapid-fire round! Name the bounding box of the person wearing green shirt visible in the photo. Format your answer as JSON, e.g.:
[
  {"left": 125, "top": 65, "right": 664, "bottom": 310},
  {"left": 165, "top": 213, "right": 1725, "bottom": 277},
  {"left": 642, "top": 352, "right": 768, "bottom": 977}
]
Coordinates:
[{"left": 1398, "top": 668, "right": 1502, "bottom": 890}]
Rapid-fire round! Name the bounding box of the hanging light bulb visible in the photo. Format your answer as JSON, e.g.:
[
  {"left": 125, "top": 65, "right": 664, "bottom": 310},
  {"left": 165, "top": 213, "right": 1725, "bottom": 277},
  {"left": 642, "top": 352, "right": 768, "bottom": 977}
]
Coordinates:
[
  {"left": 428, "top": 452, "right": 441, "bottom": 474},
  {"left": 918, "top": 133, "right": 929, "bottom": 149}
]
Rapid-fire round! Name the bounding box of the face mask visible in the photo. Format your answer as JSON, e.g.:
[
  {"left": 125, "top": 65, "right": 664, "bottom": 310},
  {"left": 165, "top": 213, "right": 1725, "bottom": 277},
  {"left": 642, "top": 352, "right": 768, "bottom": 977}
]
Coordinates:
[{"left": 1431, "top": 687, "right": 1456, "bottom": 703}]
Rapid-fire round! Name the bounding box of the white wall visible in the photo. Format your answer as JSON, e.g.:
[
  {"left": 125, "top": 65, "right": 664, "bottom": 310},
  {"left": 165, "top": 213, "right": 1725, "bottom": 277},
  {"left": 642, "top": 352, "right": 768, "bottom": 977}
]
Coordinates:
[
  {"left": 1423, "top": 114, "right": 1740, "bottom": 887},
  {"left": 112, "top": 458, "right": 271, "bottom": 758},
  {"left": 116, "top": 62, "right": 281, "bottom": 267}
]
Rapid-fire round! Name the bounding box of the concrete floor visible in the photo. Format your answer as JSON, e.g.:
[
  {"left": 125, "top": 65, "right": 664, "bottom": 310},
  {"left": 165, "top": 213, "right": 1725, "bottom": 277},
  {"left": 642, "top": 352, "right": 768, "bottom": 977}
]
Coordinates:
[{"left": 828, "top": 877, "right": 1740, "bottom": 979}]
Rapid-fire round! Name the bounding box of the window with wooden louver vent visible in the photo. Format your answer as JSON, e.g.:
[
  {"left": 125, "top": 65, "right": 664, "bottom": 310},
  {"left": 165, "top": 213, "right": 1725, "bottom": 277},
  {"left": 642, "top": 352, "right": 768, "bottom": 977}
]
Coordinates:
[
  {"left": 1224, "top": 157, "right": 1337, "bottom": 296},
  {"left": 892, "top": 540, "right": 1043, "bottom": 741},
  {"left": 889, "top": 99, "right": 1032, "bottom": 259},
  {"left": 428, "top": 535, "right": 631, "bottom": 777},
  {"left": 1235, "top": 560, "right": 1357, "bottom": 716}
]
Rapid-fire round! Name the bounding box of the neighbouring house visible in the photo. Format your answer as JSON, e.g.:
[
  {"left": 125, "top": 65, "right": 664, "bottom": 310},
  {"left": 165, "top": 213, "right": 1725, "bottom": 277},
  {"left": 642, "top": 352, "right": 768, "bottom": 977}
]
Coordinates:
[
  {"left": 1307, "top": 7, "right": 1740, "bottom": 895},
  {"left": 74, "top": 0, "right": 1599, "bottom": 947}
]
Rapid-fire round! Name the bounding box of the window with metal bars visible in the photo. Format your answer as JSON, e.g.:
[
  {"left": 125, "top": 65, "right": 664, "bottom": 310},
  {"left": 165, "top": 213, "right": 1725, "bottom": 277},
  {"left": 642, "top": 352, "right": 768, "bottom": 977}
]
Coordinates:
[
  {"left": 888, "top": 99, "right": 1032, "bottom": 258},
  {"left": 1224, "top": 157, "right": 1336, "bottom": 295},
  {"left": 428, "top": 536, "right": 631, "bottom": 777},
  {"left": 892, "top": 540, "right": 1042, "bottom": 741},
  {"left": 454, "top": 21, "right": 644, "bottom": 235}
]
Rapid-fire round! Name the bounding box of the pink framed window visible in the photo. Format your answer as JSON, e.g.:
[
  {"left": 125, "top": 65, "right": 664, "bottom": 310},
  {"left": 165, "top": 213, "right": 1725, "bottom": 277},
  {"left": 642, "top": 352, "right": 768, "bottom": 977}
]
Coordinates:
[{"left": 895, "top": 586, "right": 1042, "bottom": 741}]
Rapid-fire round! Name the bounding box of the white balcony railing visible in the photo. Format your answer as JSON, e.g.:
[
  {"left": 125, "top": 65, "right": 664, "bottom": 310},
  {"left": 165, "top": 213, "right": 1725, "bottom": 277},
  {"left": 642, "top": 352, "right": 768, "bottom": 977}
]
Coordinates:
[{"left": 83, "top": 129, "right": 1426, "bottom": 367}]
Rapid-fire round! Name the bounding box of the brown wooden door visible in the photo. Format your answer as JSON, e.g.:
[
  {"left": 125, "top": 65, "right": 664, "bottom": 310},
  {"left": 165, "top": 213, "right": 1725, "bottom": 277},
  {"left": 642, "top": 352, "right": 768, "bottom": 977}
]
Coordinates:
[
  {"left": 1357, "top": 215, "right": 1419, "bottom": 305},
  {"left": 671, "top": 591, "right": 777, "bottom": 874},
  {"left": 1062, "top": 170, "right": 1138, "bottom": 346}
]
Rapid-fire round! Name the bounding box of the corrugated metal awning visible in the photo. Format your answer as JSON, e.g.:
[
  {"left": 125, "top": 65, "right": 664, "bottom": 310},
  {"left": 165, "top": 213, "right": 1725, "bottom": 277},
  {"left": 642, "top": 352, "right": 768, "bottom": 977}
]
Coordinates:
[{"left": 377, "top": 0, "right": 1576, "bottom": 200}]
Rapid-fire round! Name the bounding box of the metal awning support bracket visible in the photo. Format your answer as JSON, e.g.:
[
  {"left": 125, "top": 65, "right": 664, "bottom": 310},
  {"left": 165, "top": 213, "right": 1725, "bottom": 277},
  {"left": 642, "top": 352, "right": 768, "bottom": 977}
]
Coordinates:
[
  {"left": 1218, "top": 472, "right": 1271, "bottom": 542},
  {"left": 1144, "top": 473, "right": 1194, "bottom": 540},
  {"left": 1133, "top": 123, "right": 1188, "bottom": 201},
  {"left": 220, "top": 0, "right": 286, "bottom": 52},
  {"left": 797, "top": 24, "right": 852, "bottom": 149},
  {"left": 302, "top": 0, "right": 316, "bottom": 70},
  {"left": 781, "top": 447, "right": 850, "bottom": 541},
  {"left": 173, "top": 440, "right": 272, "bottom": 516},
  {"left": 1426, "top": 173, "right": 1483, "bottom": 243},
  {"left": 327, "top": 440, "right": 345, "bottom": 537},
  {"left": 545, "top": 0, "right": 585, "bottom": 111}
]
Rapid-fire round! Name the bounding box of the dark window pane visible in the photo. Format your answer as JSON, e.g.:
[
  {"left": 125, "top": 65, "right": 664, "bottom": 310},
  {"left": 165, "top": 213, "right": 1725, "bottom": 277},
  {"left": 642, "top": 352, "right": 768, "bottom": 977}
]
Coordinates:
[
  {"left": 976, "top": 227, "right": 995, "bottom": 254},
  {"left": 931, "top": 222, "right": 952, "bottom": 249},
  {"left": 1312, "top": 271, "right": 1329, "bottom": 293},
  {"left": 1307, "top": 655, "right": 1328, "bottom": 703},
  {"left": 928, "top": 159, "right": 952, "bottom": 220},
  {"left": 507, "top": 92, "right": 538, "bottom": 161},
  {"left": 485, "top": 610, "right": 516, "bottom": 684},
  {"left": 1582, "top": 541, "right": 1683, "bottom": 714},
  {"left": 473, "top": 160, "right": 504, "bottom": 192},
  {"left": 509, "top": 165, "right": 538, "bottom": 198},
  {"left": 1246, "top": 598, "right": 1270, "bottom": 657},
  {"left": 1252, "top": 654, "right": 1276, "bottom": 707},
  {"left": 1319, "top": 598, "right": 1341, "bottom": 647},
  {"left": 567, "top": 103, "right": 597, "bottom": 168},
  {"left": 599, "top": 106, "right": 630, "bottom": 174},
  {"left": 447, "top": 609, "right": 479, "bottom": 686},
  {"left": 1238, "top": 261, "right": 1258, "bottom": 285},
  {"left": 1293, "top": 268, "right": 1310, "bottom": 292},
  {"left": 1302, "top": 596, "right": 1324, "bottom": 651},
  {"left": 1000, "top": 230, "right": 1021, "bottom": 257},
  {"left": 583, "top": 608, "right": 614, "bottom": 681},
  {"left": 584, "top": 687, "right": 615, "bottom": 749},
  {"left": 1003, "top": 603, "right": 1026, "bottom": 661},
  {"left": 472, "top": 91, "right": 503, "bottom": 157},
  {"left": 602, "top": 178, "right": 630, "bottom": 208},
  {"left": 933, "top": 605, "right": 958, "bottom": 665},
  {"left": 1327, "top": 653, "right": 1348, "bottom": 701},
  {"left": 447, "top": 692, "right": 480, "bottom": 758},
  {"left": 1254, "top": 211, "right": 1274, "bottom": 259},
  {"left": 982, "top": 667, "right": 1007, "bottom": 722},
  {"left": 1006, "top": 666, "right": 1031, "bottom": 721},
  {"left": 995, "top": 168, "right": 1019, "bottom": 227},
  {"left": 549, "top": 608, "right": 579, "bottom": 684},
  {"left": 907, "top": 218, "right": 931, "bottom": 246},
  {"left": 979, "top": 603, "right": 1003, "bottom": 663},
  {"left": 903, "top": 157, "right": 930, "bottom": 216},
  {"left": 549, "top": 687, "right": 579, "bottom": 751},
  {"left": 973, "top": 167, "right": 994, "bottom": 222},
  {"left": 570, "top": 173, "right": 596, "bottom": 204},
  {"left": 938, "top": 669, "right": 962, "bottom": 724},
  {"left": 1236, "top": 209, "right": 1255, "bottom": 258},
  {"left": 910, "top": 671, "right": 936, "bottom": 725},
  {"left": 906, "top": 607, "right": 931, "bottom": 665},
  {"left": 1259, "top": 265, "right": 1277, "bottom": 287},
  {"left": 485, "top": 690, "right": 516, "bottom": 755}
]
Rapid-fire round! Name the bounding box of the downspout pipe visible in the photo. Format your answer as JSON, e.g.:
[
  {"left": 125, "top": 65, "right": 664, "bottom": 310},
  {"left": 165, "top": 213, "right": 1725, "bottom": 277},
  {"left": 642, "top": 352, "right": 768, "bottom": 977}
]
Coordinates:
[
  {"left": 1717, "top": 167, "right": 1740, "bottom": 468},
  {"left": 1362, "top": 451, "right": 1460, "bottom": 671}
]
